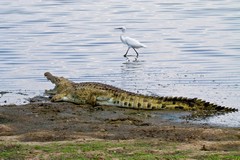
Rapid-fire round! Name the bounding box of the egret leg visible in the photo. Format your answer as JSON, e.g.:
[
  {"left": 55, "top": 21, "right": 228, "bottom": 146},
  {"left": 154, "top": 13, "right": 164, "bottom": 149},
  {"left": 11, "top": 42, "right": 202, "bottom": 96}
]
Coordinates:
[
  {"left": 124, "top": 47, "right": 130, "bottom": 57},
  {"left": 133, "top": 48, "right": 139, "bottom": 57}
]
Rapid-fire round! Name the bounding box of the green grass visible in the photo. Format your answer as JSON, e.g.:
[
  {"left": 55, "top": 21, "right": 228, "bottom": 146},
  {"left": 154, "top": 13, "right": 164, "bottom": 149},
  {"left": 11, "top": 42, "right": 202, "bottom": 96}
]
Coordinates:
[
  {"left": 0, "top": 140, "right": 239, "bottom": 160},
  {"left": 194, "top": 154, "right": 240, "bottom": 160},
  {"left": 0, "top": 144, "right": 29, "bottom": 159}
]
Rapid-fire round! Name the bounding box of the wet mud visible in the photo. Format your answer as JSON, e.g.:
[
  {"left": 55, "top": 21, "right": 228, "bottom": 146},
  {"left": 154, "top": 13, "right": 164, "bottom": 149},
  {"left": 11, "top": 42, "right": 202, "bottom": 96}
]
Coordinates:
[{"left": 0, "top": 99, "right": 239, "bottom": 144}]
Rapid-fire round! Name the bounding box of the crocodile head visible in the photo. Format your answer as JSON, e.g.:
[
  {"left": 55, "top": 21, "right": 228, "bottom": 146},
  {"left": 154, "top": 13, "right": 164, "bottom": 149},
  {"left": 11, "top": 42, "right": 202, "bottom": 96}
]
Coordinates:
[
  {"left": 44, "top": 72, "right": 73, "bottom": 96},
  {"left": 44, "top": 72, "right": 63, "bottom": 84}
]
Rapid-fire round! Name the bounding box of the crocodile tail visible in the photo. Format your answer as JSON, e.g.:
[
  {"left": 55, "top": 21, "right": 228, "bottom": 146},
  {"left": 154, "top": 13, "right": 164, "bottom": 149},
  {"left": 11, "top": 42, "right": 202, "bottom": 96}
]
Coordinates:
[
  {"left": 111, "top": 93, "right": 238, "bottom": 112},
  {"left": 162, "top": 96, "right": 238, "bottom": 112}
]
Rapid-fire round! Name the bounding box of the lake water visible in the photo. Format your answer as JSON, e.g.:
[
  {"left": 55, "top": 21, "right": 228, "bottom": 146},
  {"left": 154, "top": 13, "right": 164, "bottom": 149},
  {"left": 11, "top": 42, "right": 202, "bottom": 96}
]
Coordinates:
[{"left": 0, "top": 0, "right": 240, "bottom": 127}]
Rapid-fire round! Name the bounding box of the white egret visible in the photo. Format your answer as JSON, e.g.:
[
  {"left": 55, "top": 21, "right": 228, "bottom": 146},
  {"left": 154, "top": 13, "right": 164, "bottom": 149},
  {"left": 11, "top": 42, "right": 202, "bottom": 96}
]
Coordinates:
[{"left": 115, "top": 26, "right": 146, "bottom": 57}]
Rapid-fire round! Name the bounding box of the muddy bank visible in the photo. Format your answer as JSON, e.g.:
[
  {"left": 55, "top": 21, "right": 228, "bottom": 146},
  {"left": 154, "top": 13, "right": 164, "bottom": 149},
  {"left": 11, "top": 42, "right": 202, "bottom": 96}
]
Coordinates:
[{"left": 0, "top": 100, "right": 239, "bottom": 143}]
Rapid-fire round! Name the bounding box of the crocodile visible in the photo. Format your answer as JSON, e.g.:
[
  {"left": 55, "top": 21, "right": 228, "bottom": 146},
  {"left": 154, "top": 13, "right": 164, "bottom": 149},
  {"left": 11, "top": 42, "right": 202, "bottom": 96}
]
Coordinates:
[{"left": 44, "top": 72, "right": 238, "bottom": 113}]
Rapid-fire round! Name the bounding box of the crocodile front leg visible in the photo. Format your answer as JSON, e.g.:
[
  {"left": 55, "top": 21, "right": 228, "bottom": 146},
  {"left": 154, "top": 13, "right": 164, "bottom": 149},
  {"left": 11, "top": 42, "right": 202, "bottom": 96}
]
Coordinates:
[{"left": 51, "top": 93, "right": 69, "bottom": 102}]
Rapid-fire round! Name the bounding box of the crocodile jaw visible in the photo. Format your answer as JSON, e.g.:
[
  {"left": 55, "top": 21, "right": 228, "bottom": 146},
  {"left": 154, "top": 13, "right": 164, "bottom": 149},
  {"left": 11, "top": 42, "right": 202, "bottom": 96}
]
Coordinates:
[{"left": 44, "top": 72, "right": 57, "bottom": 84}]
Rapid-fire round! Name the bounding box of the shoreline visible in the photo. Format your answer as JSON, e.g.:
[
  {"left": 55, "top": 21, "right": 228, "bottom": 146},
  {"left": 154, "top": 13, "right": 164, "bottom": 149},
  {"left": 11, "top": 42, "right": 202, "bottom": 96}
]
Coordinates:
[
  {"left": 0, "top": 101, "right": 239, "bottom": 159},
  {"left": 1, "top": 101, "right": 239, "bottom": 141}
]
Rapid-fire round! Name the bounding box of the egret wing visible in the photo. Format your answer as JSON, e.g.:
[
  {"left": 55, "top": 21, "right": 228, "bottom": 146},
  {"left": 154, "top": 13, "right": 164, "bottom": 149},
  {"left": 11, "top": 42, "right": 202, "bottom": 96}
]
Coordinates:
[{"left": 125, "top": 36, "right": 146, "bottom": 48}]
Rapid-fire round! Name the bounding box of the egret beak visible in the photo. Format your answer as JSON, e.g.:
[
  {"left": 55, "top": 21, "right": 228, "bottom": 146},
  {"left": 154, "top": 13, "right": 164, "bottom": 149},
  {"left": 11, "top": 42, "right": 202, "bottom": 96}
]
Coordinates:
[{"left": 115, "top": 26, "right": 126, "bottom": 33}]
